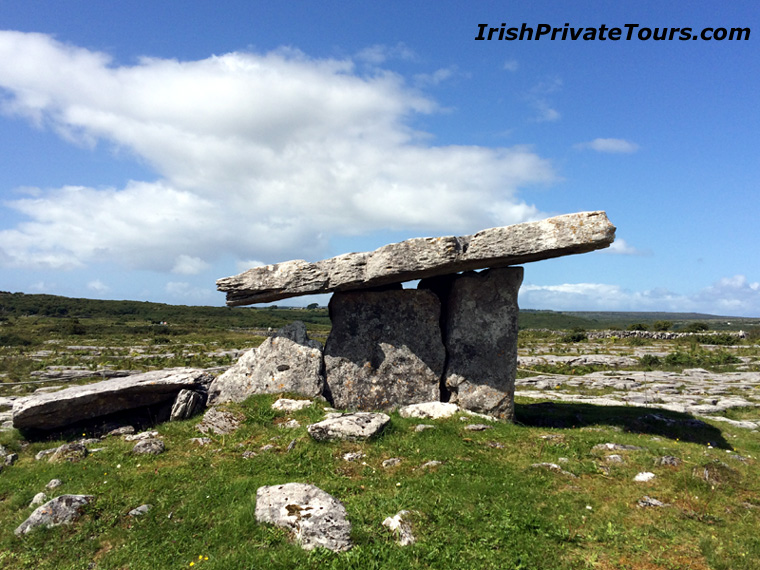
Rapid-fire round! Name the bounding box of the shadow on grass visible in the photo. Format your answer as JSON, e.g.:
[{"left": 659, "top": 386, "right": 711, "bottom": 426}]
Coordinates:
[{"left": 515, "top": 401, "right": 731, "bottom": 449}]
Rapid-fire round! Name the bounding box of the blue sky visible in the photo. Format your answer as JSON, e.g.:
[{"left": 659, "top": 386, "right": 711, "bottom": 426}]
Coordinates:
[{"left": 0, "top": 1, "right": 758, "bottom": 315}]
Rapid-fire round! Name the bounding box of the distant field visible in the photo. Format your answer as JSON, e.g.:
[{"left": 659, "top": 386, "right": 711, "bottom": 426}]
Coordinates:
[{"left": 3, "top": 292, "right": 758, "bottom": 334}]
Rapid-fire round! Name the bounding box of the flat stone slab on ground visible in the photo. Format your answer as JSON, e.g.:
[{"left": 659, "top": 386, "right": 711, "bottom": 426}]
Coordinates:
[
  {"left": 307, "top": 412, "right": 390, "bottom": 441},
  {"left": 218, "top": 211, "right": 615, "bottom": 306},
  {"left": 12, "top": 368, "right": 213, "bottom": 431},
  {"left": 255, "top": 483, "right": 352, "bottom": 551}
]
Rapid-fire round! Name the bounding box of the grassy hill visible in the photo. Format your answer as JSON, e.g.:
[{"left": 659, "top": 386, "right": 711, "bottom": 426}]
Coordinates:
[{"left": 3, "top": 292, "right": 757, "bottom": 334}]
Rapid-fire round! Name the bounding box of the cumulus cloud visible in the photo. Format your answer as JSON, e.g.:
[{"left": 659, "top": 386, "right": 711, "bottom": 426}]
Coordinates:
[
  {"left": 0, "top": 31, "right": 555, "bottom": 272},
  {"left": 520, "top": 274, "right": 760, "bottom": 316},
  {"left": 604, "top": 238, "right": 645, "bottom": 255},
  {"left": 575, "top": 138, "right": 639, "bottom": 153},
  {"left": 87, "top": 279, "right": 109, "bottom": 294},
  {"left": 172, "top": 255, "right": 210, "bottom": 275}
]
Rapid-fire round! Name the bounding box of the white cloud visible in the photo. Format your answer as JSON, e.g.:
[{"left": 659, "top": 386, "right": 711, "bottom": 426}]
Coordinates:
[
  {"left": 355, "top": 43, "right": 417, "bottom": 64},
  {"left": 87, "top": 279, "right": 109, "bottom": 294},
  {"left": 414, "top": 66, "right": 457, "bottom": 87},
  {"left": 165, "top": 281, "right": 216, "bottom": 301},
  {"left": 0, "top": 32, "right": 556, "bottom": 272},
  {"left": 503, "top": 59, "right": 519, "bottom": 72},
  {"left": 172, "top": 255, "right": 210, "bottom": 275},
  {"left": 236, "top": 259, "right": 267, "bottom": 273},
  {"left": 526, "top": 78, "right": 562, "bottom": 122},
  {"left": 604, "top": 238, "right": 645, "bottom": 256},
  {"left": 520, "top": 274, "right": 760, "bottom": 316},
  {"left": 575, "top": 138, "right": 639, "bottom": 154}
]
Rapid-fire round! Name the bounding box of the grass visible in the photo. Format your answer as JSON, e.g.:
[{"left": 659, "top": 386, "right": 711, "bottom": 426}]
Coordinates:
[{"left": 1, "top": 395, "right": 759, "bottom": 570}]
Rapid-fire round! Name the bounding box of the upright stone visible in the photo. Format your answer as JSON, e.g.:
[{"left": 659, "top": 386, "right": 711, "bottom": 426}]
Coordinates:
[
  {"left": 324, "top": 290, "right": 445, "bottom": 411},
  {"left": 429, "top": 267, "right": 523, "bottom": 420}
]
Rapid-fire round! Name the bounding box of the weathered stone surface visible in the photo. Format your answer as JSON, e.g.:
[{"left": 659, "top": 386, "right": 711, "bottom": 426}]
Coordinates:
[
  {"left": 218, "top": 211, "right": 615, "bottom": 306},
  {"left": 132, "top": 439, "right": 165, "bottom": 455},
  {"left": 307, "top": 412, "right": 390, "bottom": 442},
  {"left": 431, "top": 267, "right": 523, "bottom": 420},
  {"left": 49, "top": 442, "right": 88, "bottom": 463},
  {"left": 382, "top": 510, "right": 415, "bottom": 546},
  {"left": 255, "top": 483, "right": 352, "bottom": 551},
  {"left": 15, "top": 494, "right": 94, "bottom": 535},
  {"left": 12, "top": 368, "right": 214, "bottom": 431},
  {"left": 170, "top": 389, "right": 205, "bottom": 421},
  {"left": 398, "top": 402, "right": 460, "bottom": 420},
  {"left": 196, "top": 407, "right": 243, "bottom": 435},
  {"left": 208, "top": 321, "right": 324, "bottom": 404},
  {"left": 324, "top": 290, "right": 445, "bottom": 411}
]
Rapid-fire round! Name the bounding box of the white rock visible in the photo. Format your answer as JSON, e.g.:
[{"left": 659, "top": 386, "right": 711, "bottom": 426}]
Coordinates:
[
  {"left": 399, "top": 402, "right": 460, "bottom": 420},
  {"left": 382, "top": 510, "right": 415, "bottom": 546},
  {"left": 255, "top": 483, "right": 352, "bottom": 552},
  {"left": 634, "top": 472, "right": 656, "bottom": 482}
]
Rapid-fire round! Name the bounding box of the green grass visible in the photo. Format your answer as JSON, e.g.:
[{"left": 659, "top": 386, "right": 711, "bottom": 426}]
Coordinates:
[{"left": 1, "top": 396, "right": 759, "bottom": 570}]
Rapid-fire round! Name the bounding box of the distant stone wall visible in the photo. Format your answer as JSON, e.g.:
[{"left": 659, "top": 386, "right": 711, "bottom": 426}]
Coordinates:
[{"left": 585, "top": 330, "right": 746, "bottom": 340}]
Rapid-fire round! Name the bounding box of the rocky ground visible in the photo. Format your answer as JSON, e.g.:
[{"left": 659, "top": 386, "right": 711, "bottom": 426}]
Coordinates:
[{"left": 516, "top": 342, "right": 760, "bottom": 431}]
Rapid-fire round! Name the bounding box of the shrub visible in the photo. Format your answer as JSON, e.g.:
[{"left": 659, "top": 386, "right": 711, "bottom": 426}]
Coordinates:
[
  {"left": 627, "top": 323, "right": 648, "bottom": 331},
  {"left": 683, "top": 322, "right": 709, "bottom": 333},
  {"left": 639, "top": 354, "right": 662, "bottom": 368},
  {"left": 653, "top": 320, "right": 673, "bottom": 331}
]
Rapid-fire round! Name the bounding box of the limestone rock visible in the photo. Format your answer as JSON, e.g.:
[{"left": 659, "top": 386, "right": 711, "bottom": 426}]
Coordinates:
[
  {"left": 429, "top": 267, "right": 523, "bottom": 420},
  {"left": 382, "top": 510, "right": 415, "bottom": 546},
  {"left": 15, "top": 494, "right": 94, "bottom": 535},
  {"left": 12, "top": 368, "right": 214, "bottom": 431},
  {"left": 399, "top": 402, "right": 460, "bottom": 420},
  {"left": 324, "top": 290, "right": 445, "bottom": 411},
  {"left": 196, "top": 407, "right": 243, "bottom": 435},
  {"left": 132, "top": 439, "right": 165, "bottom": 455},
  {"left": 255, "top": 483, "right": 352, "bottom": 551},
  {"left": 272, "top": 398, "right": 313, "bottom": 412},
  {"left": 49, "top": 442, "right": 88, "bottom": 463},
  {"left": 307, "top": 412, "right": 390, "bottom": 442},
  {"left": 170, "top": 389, "right": 205, "bottom": 421},
  {"left": 208, "top": 322, "right": 324, "bottom": 404},
  {"left": 128, "top": 504, "right": 152, "bottom": 516},
  {"left": 30, "top": 493, "right": 47, "bottom": 507},
  {"left": 218, "top": 211, "right": 615, "bottom": 305}
]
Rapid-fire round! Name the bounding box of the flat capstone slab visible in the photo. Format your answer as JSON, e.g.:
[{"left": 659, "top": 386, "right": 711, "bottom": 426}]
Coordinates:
[
  {"left": 218, "top": 211, "right": 615, "bottom": 305},
  {"left": 307, "top": 412, "right": 391, "bottom": 441}
]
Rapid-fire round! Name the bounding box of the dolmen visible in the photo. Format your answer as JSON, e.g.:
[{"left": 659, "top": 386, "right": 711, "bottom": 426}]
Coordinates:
[{"left": 215, "top": 211, "right": 615, "bottom": 421}]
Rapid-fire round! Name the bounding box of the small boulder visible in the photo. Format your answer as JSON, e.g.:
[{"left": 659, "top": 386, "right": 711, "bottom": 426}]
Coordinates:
[
  {"left": 382, "top": 510, "right": 415, "bottom": 546},
  {"left": 15, "top": 495, "right": 94, "bottom": 535},
  {"left": 399, "top": 402, "right": 459, "bottom": 420},
  {"left": 49, "top": 442, "right": 88, "bottom": 463},
  {"left": 170, "top": 389, "right": 205, "bottom": 421},
  {"left": 128, "top": 504, "right": 152, "bottom": 517},
  {"left": 132, "top": 439, "right": 165, "bottom": 455},
  {"left": 255, "top": 483, "right": 352, "bottom": 552},
  {"left": 196, "top": 407, "right": 243, "bottom": 435},
  {"left": 29, "top": 493, "right": 47, "bottom": 507},
  {"left": 307, "top": 412, "right": 390, "bottom": 442}
]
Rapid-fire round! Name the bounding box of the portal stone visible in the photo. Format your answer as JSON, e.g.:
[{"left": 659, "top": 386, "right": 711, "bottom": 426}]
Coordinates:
[
  {"left": 428, "top": 267, "right": 523, "bottom": 420},
  {"left": 324, "top": 290, "right": 445, "bottom": 411}
]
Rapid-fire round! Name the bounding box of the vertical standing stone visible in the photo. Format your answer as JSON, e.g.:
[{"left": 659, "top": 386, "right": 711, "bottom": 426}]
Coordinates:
[
  {"left": 430, "top": 267, "right": 523, "bottom": 420},
  {"left": 324, "top": 290, "right": 446, "bottom": 411}
]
